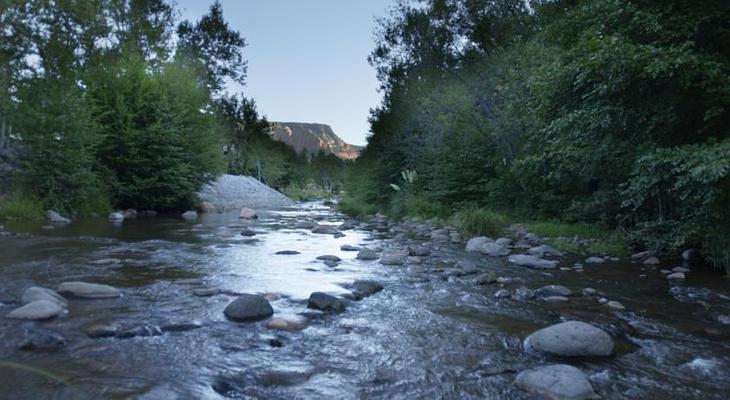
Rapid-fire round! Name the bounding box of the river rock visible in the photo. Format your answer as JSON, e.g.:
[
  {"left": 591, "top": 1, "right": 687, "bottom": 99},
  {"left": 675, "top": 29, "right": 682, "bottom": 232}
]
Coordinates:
[
  {"left": 643, "top": 256, "right": 661, "bottom": 265},
  {"left": 544, "top": 296, "right": 570, "bottom": 303},
  {"left": 57, "top": 281, "right": 121, "bottom": 298},
  {"left": 408, "top": 245, "right": 431, "bottom": 257},
  {"left": 631, "top": 250, "right": 654, "bottom": 259},
  {"left": 351, "top": 280, "right": 384, "bottom": 300},
  {"left": 239, "top": 207, "right": 257, "bottom": 219},
  {"left": 584, "top": 257, "right": 606, "bottom": 264},
  {"left": 667, "top": 272, "right": 685, "bottom": 280},
  {"left": 339, "top": 220, "right": 357, "bottom": 230},
  {"left": 606, "top": 300, "right": 625, "bottom": 310},
  {"left": 466, "top": 236, "right": 493, "bottom": 252},
  {"left": 240, "top": 229, "right": 257, "bottom": 237},
  {"left": 307, "top": 292, "right": 346, "bottom": 312},
  {"left": 193, "top": 287, "right": 220, "bottom": 297},
  {"left": 528, "top": 244, "right": 564, "bottom": 258},
  {"left": 267, "top": 317, "right": 307, "bottom": 331},
  {"left": 295, "top": 221, "right": 316, "bottom": 229},
  {"left": 581, "top": 288, "right": 597, "bottom": 296},
  {"left": 181, "top": 210, "right": 198, "bottom": 219},
  {"left": 450, "top": 232, "right": 462, "bottom": 243},
  {"left": 117, "top": 324, "right": 163, "bottom": 338},
  {"left": 495, "top": 289, "right": 511, "bottom": 298},
  {"left": 340, "top": 244, "right": 360, "bottom": 251},
  {"left": 380, "top": 252, "right": 404, "bottom": 265},
  {"left": 311, "top": 224, "right": 340, "bottom": 235},
  {"left": 276, "top": 250, "right": 300, "bottom": 255},
  {"left": 509, "top": 254, "right": 557, "bottom": 269},
  {"left": 316, "top": 255, "right": 341, "bottom": 262},
  {"left": 682, "top": 249, "right": 699, "bottom": 262},
  {"left": 21, "top": 286, "right": 68, "bottom": 307},
  {"left": 108, "top": 211, "right": 125, "bottom": 221},
  {"left": 495, "top": 237, "right": 512, "bottom": 246},
  {"left": 512, "top": 287, "right": 536, "bottom": 301},
  {"left": 524, "top": 321, "right": 614, "bottom": 357},
  {"left": 480, "top": 242, "right": 510, "bottom": 257},
  {"left": 515, "top": 364, "right": 597, "bottom": 400},
  {"left": 475, "top": 272, "right": 498, "bottom": 285},
  {"left": 223, "top": 294, "right": 274, "bottom": 322},
  {"left": 19, "top": 329, "right": 67, "bottom": 352},
  {"left": 160, "top": 321, "right": 202, "bottom": 333},
  {"left": 537, "top": 285, "right": 573, "bottom": 297},
  {"left": 84, "top": 322, "right": 122, "bottom": 338},
  {"left": 46, "top": 210, "right": 71, "bottom": 223},
  {"left": 356, "top": 248, "right": 379, "bottom": 260},
  {"left": 6, "top": 300, "right": 65, "bottom": 320}
]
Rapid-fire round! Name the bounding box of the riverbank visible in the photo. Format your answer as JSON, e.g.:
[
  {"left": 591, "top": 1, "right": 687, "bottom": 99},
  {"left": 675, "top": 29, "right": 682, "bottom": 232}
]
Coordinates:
[{"left": 2, "top": 202, "right": 728, "bottom": 398}]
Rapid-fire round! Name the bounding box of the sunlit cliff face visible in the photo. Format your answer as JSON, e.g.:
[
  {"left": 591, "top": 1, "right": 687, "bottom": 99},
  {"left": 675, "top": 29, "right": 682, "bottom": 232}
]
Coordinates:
[{"left": 269, "top": 122, "right": 361, "bottom": 160}]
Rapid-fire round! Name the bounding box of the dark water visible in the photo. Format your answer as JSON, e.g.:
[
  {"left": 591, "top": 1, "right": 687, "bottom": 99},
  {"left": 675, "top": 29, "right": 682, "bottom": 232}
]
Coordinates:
[{"left": 1, "top": 203, "right": 729, "bottom": 399}]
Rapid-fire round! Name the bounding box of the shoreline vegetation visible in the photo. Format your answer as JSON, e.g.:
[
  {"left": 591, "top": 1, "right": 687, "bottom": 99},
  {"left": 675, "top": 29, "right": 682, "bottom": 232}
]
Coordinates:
[{"left": 340, "top": 0, "right": 730, "bottom": 275}]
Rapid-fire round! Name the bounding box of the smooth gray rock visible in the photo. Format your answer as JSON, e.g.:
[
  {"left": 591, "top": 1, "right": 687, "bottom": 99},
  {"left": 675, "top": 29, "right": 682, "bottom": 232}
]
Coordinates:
[
  {"left": 19, "top": 329, "right": 67, "bottom": 352},
  {"left": 585, "top": 257, "right": 606, "bottom": 264},
  {"left": 356, "top": 248, "right": 379, "bottom": 260},
  {"left": 239, "top": 207, "right": 257, "bottom": 219},
  {"left": 408, "top": 245, "right": 431, "bottom": 257},
  {"left": 667, "top": 272, "right": 685, "bottom": 280},
  {"left": 46, "top": 210, "right": 71, "bottom": 223},
  {"left": 21, "top": 286, "right": 68, "bottom": 307},
  {"left": 512, "top": 287, "right": 536, "bottom": 301},
  {"left": 307, "top": 292, "right": 345, "bottom": 312},
  {"left": 340, "top": 244, "right": 360, "bottom": 251},
  {"left": 528, "top": 244, "right": 564, "bottom": 258},
  {"left": 224, "top": 294, "right": 274, "bottom": 322},
  {"left": 379, "top": 252, "right": 404, "bottom": 265},
  {"left": 276, "top": 250, "right": 301, "bottom": 255},
  {"left": 605, "top": 300, "right": 625, "bottom": 310},
  {"left": 350, "top": 280, "right": 384, "bottom": 300},
  {"left": 7, "top": 300, "right": 65, "bottom": 320},
  {"left": 109, "top": 211, "right": 125, "bottom": 221},
  {"left": 57, "top": 281, "right": 121, "bottom": 298},
  {"left": 311, "top": 224, "right": 340, "bottom": 235},
  {"left": 475, "top": 272, "right": 498, "bottom": 285},
  {"left": 537, "top": 285, "right": 573, "bottom": 297},
  {"left": 295, "top": 221, "right": 317, "bottom": 229},
  {"left": 544, "top": 296, "right": 570, "bottom": 303},
  {"left": 316, "top": 255, "right": 341, "bottom": 262},
  {"left": 495, "top": 289, "right": 511, "bottom": 298},
  {"left": 466, "top": 236, "right": 493, "bottom": 252},
  {"left": 524, "top": 321, "right": 614, "bottom": 357},
  {"left": 181, "top": 210, "right": 198, "bottom": 219},
  {"left": 643, "top": 256, "right": 661, "bottom": 265},
  {"left": 83, "top": 322, "right": 122, "bottom": 338},
  {"left": 495, "top": 237, "right": 512, "bottom": 246},
  {"left": 515, "top": 364, "right": 597, "bottom": 400},
  {"left": 509, "top": 254, "right": 557, "bottom": 269},
  {"left": 480, "top": 242, "right": 510, "bottom": 257}
]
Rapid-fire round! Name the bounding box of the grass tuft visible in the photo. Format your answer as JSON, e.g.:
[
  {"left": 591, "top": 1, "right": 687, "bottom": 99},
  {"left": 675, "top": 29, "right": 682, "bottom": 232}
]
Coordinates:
[
  {"left": 451, "top": 208, "right": 509, "bottom": 238},
  {"left": 0, "top": 193, "right": 44, "bottom": 220}
]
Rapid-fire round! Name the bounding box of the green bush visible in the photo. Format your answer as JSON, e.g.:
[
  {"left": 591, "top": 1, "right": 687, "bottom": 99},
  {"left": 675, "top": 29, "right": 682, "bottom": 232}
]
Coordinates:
[
  {"left": 0, "top": 194, "right": 44, "bottom": 220},
  {"left": 451, "top": 208, "right": 509, "bottom": 238}
]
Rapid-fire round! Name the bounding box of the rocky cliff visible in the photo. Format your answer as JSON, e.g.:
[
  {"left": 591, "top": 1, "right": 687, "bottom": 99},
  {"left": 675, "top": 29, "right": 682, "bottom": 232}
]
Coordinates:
[{"left": 268, "top": 122, "right": 361, "bottom": 160}]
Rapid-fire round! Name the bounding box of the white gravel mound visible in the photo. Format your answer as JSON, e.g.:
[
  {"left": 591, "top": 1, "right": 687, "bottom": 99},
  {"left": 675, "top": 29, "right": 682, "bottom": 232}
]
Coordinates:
[{"left": 197, "top": 174, "right": 294, "bottom": 210}]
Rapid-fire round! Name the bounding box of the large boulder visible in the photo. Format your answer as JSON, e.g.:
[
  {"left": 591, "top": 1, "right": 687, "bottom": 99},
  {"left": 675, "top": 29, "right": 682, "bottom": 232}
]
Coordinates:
[
  {"left": 356, "top": 248, "right": 379, "bottom": 260},
  {"left": 466, "top": 237, "right": 493, "bottom": 252},
  {"left": 524, "top": 321, "right": 614, "bottom": 357},
  {"left": 480, "top": 242, "right": 510, "bottom": 257},
  {"left": 21, "top": 286, "right": 68, "bottom": 307},
  {"left": 528, "top": 244, "right": 564, "bottom": 258},
  {"left": 515, "top": 364, "right": 597, "bottom": 400},
  {"left": 350, "top": 280, "right": 384, "bottom": 300},
  {"left": 7, "top": 300, "right": 65, "bottom": 320},
  {"left": 380, "top": 252, "right": 404, "bottom": 266},
  {"left": 57, "top": 282, "right": 122, "bottom": 299},
  {"left": 45, "top": 210, "right": 70, "bottom": 224},
  {"left": 224, "top": 294, "right": 274, "bottom": 322},
  {"left": 509, "top": 254, "right": 557, "bottom": 269},
  {"left": 307, "top": 292, "right": 346, "bottom": 312}
]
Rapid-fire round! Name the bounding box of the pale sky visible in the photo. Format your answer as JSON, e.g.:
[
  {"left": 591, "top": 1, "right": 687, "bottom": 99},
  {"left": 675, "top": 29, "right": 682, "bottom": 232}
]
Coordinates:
[{"left": 176, "top": 0, "right": 393, "bottom": 146}]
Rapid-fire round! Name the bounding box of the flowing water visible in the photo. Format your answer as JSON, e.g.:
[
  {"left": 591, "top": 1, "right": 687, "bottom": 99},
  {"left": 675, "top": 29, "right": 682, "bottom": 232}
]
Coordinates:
[{"left": 0, "top": 202, "right": 729, "bottom": 399}]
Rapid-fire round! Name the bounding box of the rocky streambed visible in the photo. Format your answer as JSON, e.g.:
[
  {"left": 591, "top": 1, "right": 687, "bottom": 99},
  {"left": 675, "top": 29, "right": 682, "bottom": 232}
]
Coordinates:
[{"left": 0, "top": 202, "right": 729, "bottom": 399}]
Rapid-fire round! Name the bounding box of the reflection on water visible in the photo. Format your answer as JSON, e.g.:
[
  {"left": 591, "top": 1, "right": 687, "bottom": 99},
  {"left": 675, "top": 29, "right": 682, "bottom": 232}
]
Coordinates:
[{"left": 0, "top": 202, "right": 729, "bottom": 399}]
